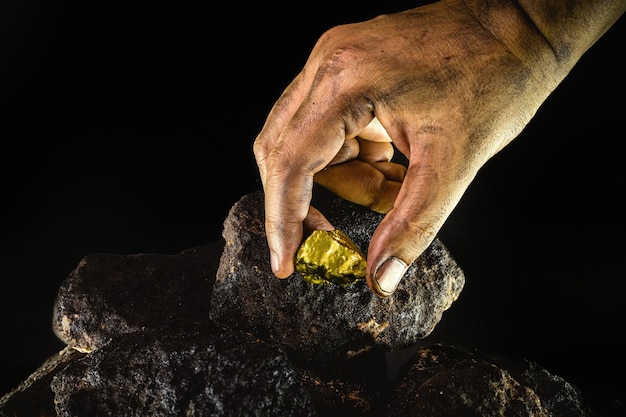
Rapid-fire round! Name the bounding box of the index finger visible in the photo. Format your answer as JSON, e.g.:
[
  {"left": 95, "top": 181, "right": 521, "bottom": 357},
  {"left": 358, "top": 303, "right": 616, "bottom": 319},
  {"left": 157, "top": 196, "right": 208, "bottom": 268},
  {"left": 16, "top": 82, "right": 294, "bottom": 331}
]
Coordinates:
[
  {"left": 260, "top": 85, "right": 379, "bottom": 279},
  {"left": 254, "top": 73, "right": 310, "bottom": 189}
]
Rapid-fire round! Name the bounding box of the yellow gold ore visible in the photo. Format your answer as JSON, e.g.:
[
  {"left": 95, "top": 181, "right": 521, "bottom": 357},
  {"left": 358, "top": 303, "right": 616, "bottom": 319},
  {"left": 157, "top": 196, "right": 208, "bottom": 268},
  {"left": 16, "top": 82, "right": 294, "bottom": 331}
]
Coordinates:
[{"left": 294, "top": 229, "right": 367, "bottom": 286}]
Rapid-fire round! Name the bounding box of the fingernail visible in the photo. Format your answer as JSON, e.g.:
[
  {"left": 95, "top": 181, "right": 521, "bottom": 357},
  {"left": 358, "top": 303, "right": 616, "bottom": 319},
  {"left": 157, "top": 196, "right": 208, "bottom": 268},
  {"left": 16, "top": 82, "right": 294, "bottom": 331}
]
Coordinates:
[
  {"left": 270, "top": 251, "right": 281, "bottom": 274},
  {"left": 373, "top": 257, "right": 407, "bottom": 297}
]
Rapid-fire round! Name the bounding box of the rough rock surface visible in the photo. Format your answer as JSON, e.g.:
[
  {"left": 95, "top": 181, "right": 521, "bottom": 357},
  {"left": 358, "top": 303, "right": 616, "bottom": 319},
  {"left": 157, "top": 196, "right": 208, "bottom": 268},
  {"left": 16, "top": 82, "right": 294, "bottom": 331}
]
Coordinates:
[
  {"left": 52, "top": 242, "right": 222, "bottom": 352},
  {"left": 0, "top": 341, "right": 597, "bottom": 417},
  {"left": 300, "top": 371, "right": 381, "bottom": 417},
  {"left": 209, "top": 188, "right": 465, "bottom": 368},
  {"left": 0, "top": 347, "right": 84, "bottom": 417},
  {"left": 387, "top": 343, "right": 589, "bottom": 417},
  {"left": 51, "top": 326, "right": 317, "bottom": 417},
  {"left": 0, "top": 189, "right": 609, "bottom": 416}
]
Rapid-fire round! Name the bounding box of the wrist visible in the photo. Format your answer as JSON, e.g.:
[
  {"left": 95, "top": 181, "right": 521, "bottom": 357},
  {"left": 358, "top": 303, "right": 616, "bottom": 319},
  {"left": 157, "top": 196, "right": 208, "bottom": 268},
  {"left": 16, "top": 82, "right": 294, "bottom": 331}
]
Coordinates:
[{"left": 454, "top": 0, "right": 625, "bottom": 88}]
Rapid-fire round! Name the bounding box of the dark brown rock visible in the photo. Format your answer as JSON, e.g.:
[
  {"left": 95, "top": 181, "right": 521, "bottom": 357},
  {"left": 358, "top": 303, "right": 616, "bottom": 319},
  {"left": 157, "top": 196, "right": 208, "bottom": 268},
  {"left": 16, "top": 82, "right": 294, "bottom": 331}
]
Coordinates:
[
  {"left": 299, "top": 369, "right": 381, "bottom": 417},
  {"left": 209, "top": 188, "right": 465, "bottom": 368},
  {"left": 51, "top": 326, "right": 317, "bottom": 417},
  {"left": 387, "top": 343, "right": 588, "bottom": 417},
  {"left": 5, "top": 189, "right": 602, "bottom": 416},
  {"left": 487, "top": 352, "right": 590, "bottom": 416},
  {"left": 0, "top": 347, "right": 84, "bottom": 417},
  {"left": 296, "top": 346, "right": 388, "bottom": 417},
  {"left": 52, "top": 242, "right": 222, "bottom": 353}
]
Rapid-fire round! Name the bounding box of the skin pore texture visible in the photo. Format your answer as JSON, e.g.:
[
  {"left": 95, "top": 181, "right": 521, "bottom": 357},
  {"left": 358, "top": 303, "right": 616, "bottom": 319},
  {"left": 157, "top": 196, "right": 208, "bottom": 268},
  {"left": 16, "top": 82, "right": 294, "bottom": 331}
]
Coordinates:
[{"left": 253, "top": 0, "right": 625, "bottom": 297}]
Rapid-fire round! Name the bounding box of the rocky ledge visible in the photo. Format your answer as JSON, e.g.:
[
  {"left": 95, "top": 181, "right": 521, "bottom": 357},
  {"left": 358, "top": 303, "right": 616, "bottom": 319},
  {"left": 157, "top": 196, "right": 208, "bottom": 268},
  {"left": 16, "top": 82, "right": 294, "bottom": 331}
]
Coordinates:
[{"left": 0, "top": 187, "right": 600, "bottom": 416}]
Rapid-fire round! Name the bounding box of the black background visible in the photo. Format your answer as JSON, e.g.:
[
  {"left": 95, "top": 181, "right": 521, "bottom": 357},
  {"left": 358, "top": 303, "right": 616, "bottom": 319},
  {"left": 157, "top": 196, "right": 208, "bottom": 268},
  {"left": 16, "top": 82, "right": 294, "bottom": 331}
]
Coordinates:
[{"left": 1, "top": 0, "right": 625, "bottom": 408}]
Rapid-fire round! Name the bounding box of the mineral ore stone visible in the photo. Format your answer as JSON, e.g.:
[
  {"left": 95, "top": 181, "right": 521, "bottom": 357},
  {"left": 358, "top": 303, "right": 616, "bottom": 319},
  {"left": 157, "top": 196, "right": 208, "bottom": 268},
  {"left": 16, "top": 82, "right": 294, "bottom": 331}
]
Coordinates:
[
  {"left": 386, "top": 344, "right": 588, "bottom": 417},
  {"left": 209, "top": 187, "right": 466, "bottom": 369},
  {"left": 52, "top": 242, "right": 221, "bottom": 353},
  {"left": 51, "top": 326, "right": 317, "bottom": 417},
  {"left": 0, "top": 347, "right": 84, "bottom": 417},
  {"left": 295, "top": 229, "right": 367, "bottom": 286},
  {"left": 299, "top": 368, "right": 380, "bottom": 417}
]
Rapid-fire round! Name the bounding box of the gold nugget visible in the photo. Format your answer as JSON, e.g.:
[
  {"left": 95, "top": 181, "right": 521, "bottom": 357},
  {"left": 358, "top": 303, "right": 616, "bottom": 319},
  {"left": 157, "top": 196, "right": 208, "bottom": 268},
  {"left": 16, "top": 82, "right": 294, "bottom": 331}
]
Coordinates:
[{"left": 294, "top": 229, "right": 367, "bottom": 286}]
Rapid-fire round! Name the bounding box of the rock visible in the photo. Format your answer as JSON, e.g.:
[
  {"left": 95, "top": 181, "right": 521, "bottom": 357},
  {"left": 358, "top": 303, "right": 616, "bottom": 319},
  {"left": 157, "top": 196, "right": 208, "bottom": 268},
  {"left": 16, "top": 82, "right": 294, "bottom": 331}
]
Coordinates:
[
  {"left": 52, "top": 242, "right": 222, "bottom": 353},
  {"left": 296, "top": 348, "right": 387, "bottom": 417},
  {"left": 50, "top": 325, "right": 317, "bottom": 417},
  {"left": 209, "top": 187, "right": 465, "bottom": 368},
  {"left": 386, "top": 343, "right": 589, "bottom": 417},
  {"left": 0, "top": 346, "right": 84, "bottom": 417},
  {"left": 487, "top": 352, "right": 590, "bottom": 416},
  {"left": 299, "top": 369, "right": 380, "bottom": 417},
  {"left": 5, "top": 188, "right": 607, "bottom": 416},
  {"left": 0, "top": 340, "right": 598, "bottom": 417}
]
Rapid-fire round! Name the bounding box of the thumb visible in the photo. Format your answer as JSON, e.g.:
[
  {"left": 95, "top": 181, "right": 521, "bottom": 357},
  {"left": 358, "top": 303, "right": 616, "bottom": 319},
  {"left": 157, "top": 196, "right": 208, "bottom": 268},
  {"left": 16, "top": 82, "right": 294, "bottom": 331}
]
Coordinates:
[{"left": 365, "top": 161, "right": 471, "bottom": 298}]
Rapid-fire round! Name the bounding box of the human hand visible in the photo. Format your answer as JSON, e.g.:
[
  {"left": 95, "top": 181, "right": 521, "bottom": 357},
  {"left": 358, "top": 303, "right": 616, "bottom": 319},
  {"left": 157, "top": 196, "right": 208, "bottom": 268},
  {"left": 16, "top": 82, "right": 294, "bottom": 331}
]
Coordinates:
[{"left": 253, "top": 0, "right": 624, "bottom": 297}]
